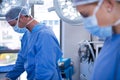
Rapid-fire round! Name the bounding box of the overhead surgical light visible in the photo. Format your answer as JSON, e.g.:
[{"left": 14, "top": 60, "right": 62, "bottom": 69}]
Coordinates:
[
  {"left": 0, "top": 0, "right": 44, "bottom": 17},
  {"left": 48, "top": 0, "right": 82, "bottom": 25},
  {"left": 10, "top": 0, "right": 16, "bottom": 5},
  {"left": 0, "top": 0, "right": 23, "bottom": 17},
  {"left": 29, "top": 0, "right": 44, "bottom": 5}
]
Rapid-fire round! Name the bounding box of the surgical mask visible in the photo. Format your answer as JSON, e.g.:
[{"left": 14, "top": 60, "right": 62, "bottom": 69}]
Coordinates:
[
  {"left": 83, "top": 15, "right": 112, "bottom": 39},
  {"left": 13, "top": 17, "right": 27, "bottom": 33},
  {"left": 13, "top": 25, "right": 27, "bottom": 33},
  {"left": 13, "top": 8, "right": 34, "bottom": 33},
  {"left": 13, "top": 18, "right": 34, "bottom": 33},
  {"left": 13, "top": 7, "right": 27, "bottom": 33},
  {"left": 82, "top": 0, "right": 113, "bottom": 39}
]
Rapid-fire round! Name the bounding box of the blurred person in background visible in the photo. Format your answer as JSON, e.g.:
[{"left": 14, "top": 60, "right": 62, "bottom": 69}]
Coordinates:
[{"left": 73, "top": 0, "right": 120, "bottom": 80}]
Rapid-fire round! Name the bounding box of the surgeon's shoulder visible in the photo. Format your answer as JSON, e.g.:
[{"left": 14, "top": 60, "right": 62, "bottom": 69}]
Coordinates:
[{"left": 39, "top": 25, "right": 55, "bottom": 36}]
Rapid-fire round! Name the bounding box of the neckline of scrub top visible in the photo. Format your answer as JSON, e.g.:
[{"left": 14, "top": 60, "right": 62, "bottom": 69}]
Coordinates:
[{"left": 31, "top": 23, "right": 44, "bottom": 33}]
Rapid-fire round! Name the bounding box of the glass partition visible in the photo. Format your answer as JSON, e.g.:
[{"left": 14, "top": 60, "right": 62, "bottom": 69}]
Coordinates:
[{"left": 0, "top": 20, "right": 22, "bottom": 67}]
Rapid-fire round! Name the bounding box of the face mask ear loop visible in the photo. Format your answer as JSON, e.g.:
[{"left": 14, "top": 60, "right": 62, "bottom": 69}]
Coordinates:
[
  {"left": 25, "top": 18, "right": 34, "bottom": 27},
  {"left": 93, "top": 0, "right": 104, "bottom": 15},
  {"left": 16, "top": 13, "right": 20, "bottom": 27},
  {"left": 15, "top": 7, "right": 24, "bottom": 28},
  {"left": 114, "top": 19, "right": 120, "bottom": 26}
]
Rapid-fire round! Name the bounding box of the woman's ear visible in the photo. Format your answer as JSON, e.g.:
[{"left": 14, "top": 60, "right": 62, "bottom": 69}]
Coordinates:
[{"left": 104, "top": 0, "right": 115, "bottom": 12}]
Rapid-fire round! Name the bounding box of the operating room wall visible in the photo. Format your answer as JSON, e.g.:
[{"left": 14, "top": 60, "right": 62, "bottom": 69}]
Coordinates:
[{"left": 61, "top": 21, "right": 90, "bottom": 80}]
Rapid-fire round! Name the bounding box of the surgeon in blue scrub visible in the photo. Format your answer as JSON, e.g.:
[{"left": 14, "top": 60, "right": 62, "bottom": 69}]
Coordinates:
[
  {"left": 4, "top": 6, "right": 63, "bottom": 80},
  {"left": 73, "top": 0, "right": 120, "bottom": 80}
]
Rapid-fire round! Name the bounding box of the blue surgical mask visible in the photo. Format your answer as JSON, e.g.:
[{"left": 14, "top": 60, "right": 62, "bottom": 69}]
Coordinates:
[
  {"left": 13, "top": 7, "right": 34, "bottom": 33},
  {"left": 83, "top": 15, "right": 112, "bottom": 39},
  {"left": 13, "top": 8, "right": 27, "bottom": 33},
  {"left": 13, "top": 18, "right": 34, "bottom": 33},
  {"left": 13, "top": 24, "right": 27, "bottom": 33},
  {"left": 82, "top": 0, "right": 112, "bottom": 39}
]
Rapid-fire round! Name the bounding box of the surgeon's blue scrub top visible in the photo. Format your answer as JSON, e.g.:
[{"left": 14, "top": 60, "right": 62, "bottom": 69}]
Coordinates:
[
  {"left": 6, "top": 23, "right": 63, "bottom": 80},
  {"left": 91, "top": 34, "right": 120, "bottom": 80}
]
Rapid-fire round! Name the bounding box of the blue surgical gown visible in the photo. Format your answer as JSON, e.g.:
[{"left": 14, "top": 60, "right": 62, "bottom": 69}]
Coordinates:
[
  {"left": 6, "top": 23, "right": 63, "bottom": 80},
  {"left": 90, "top": 34, "right": 120, "bottom": 80}
]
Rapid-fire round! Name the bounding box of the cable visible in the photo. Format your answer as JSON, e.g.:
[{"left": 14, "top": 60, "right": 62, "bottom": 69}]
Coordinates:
[
  {"left": 78, "top": 40, "right": 96, "bottom": 63},
  {"left": 84, "top": 40, "right": 95, "bottom": 61}
]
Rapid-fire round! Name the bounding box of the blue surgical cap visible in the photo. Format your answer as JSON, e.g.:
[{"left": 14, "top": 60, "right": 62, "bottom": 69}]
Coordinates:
[
  {"left": 5, "top": 6, "right": 29, "bottom": 22},
  {"left": 73, "top": 0, "right": 120, "bottom": 6},
  {"left": 73, "top": 0, "right": 98, "bottom": 6}
]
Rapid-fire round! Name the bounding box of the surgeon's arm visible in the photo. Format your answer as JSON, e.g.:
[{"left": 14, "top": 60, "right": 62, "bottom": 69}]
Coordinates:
[{"left": 5, "top": 52, "right": 25, "bottom": 80}]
